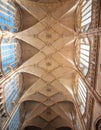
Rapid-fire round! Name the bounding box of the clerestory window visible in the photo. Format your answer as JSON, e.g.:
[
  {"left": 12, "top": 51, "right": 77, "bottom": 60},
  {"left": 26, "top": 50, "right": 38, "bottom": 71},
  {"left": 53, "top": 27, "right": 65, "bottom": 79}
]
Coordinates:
[
  {"left": 81, "top": 0, "right": 92, "bottom": 32},
  {"left": 1, "top": 38, "right": 20, "bottom": 74},
  {"left": 79, "top": 37, "right": 90, "bottom": 76},
  {"left": 77, "top": 78, "right": 87, "bottom": 115},
  {"left": 3, "top": 74, "right": 20, "bottom": 113}
]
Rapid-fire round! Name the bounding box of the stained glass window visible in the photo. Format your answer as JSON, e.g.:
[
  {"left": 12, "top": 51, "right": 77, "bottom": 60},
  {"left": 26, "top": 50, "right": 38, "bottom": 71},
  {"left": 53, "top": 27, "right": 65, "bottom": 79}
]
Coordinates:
[
  {"left": 1, "top": 38, "right": 19, "bottom": 74},
  {"left": 0, "top": 0, "right": 20, "bottom": 75},
  {"left": 4, "top": 74, "right": 20, "bottom": 113},
  {"left": 7, "top": 108, "right": 20, "bottom": 130},
  {"left": 0, "top": 0, "right": 18, "bottom": 32}
]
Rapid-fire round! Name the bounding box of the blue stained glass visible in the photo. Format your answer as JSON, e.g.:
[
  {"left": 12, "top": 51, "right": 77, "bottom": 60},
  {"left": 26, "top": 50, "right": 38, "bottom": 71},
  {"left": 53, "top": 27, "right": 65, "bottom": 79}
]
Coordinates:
[
  {"left": 8, "top": 108, "right": 20, "bottom": 130},
  {"left": 1, "top": 38, "right": 17, "bottom": 74},
  {"left": 0, "top": 6, "right": 13, "bottom": 16},
  {"left": 0, "top": 12, "right": 14, "bottom": 22},
  {"left": 10, "top": 28, "right": 14, "bottom": 32},
  {"left": 4, "top": 76, "right": 19, "bottom": 113},
  {"left": 0, "top": 1, "right": 17, "bottom": 32},
  {"left": 10, "top": 38, "right": 15, "bottom": 43},
  {"left": 1, "top": 25, "right": 6, "bottom": 30},
  {"left": 0, "top": 1, "right": 14, "bottom": 12},
  {"left": 0, "top": 1, "right": 20, "bottom": 74}
]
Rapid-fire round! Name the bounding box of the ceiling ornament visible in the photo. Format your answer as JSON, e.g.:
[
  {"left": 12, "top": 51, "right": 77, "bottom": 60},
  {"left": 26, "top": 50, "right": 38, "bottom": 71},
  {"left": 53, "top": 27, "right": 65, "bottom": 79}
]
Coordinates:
[{"left": 15, "top": 0, "right": 79, "bottom": 129}]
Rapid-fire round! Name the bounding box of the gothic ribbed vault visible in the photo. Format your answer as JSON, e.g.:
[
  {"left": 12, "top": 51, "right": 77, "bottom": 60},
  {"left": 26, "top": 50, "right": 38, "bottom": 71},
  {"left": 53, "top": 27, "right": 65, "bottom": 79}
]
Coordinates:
[{"left": 13, "top": 0, "right": 80, "bottom": 129}]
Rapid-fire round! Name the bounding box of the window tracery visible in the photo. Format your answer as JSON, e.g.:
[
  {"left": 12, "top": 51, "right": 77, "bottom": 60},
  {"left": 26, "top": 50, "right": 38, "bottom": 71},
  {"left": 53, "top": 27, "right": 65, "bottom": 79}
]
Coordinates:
[
  {"left": 77, "top": 77, "right": 87, "bottom": 115},
  {"left": 81, "top": 0, "right": 92, "bottom": 32},
  {"left": 1, "top": 37, "right": 20, "bottom": 74},
  {"left": 0, "top": 0, "right": 20, "bottom": 32},
  {"left": 0, "top": 73, "right": 22, "bottom": 128},
  {"left": 0, "top": 0, "right": 21, "bottom": 76},
  {"left": 79, "top": 37, "right": 90, "bottom": 76},
  {"left": 7, "top": 108, "right": 20, "bottom": 130},
  {"left": 3, "top": 74, "right": 21, "bottom": 114}
]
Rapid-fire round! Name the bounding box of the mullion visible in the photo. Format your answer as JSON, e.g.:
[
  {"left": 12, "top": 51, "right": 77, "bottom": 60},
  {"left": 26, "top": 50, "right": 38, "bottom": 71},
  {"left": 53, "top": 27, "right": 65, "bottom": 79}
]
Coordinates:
[
  {"left": 79, "top": 79, "right": 87, "bottom": 93},
  {"left": 78, "top": 88, "right": 86, "bottom": 106},
  {"left": 4, "top": 75, "right": 19, "bottom": 113},
  {"left": 80, "top": 49, "right": 89, "bottom": 56},
  {"left": 0, "top": 6, "right": 13, "bottom": 16},
  {"left": 82, "top": 5, "right": 92, "bottom": 17},
  {"left": 80, "top": 45, "right": 90, "bottom": 51},
  {"left": 80, "top": 46, "right": 89, "bottom": 51},
  {"left": 0, "top": 1, "right": 14, "bottom": 12},
  {"left": 82, "top": 15, "right": 91, "bottom": 23},
  {"left": 78, "top": 83, "right": 87, "bottom": 99},
  {"left": 82, "top": 0, "right": 87, "bottom": 7},
  {"left": 82, "top": 1, "right": 92, "bottom": 13},
  {"left": 80, "top": 58, "right": 88, "bottom": 68},
  {"left": 80, "top": 54, "right": 89, "bottom": 62},
  {"left": 81, "top": 17, "right": 91, "bottom": 27},
  {"left": 82, "top": 11, "right": 91, "bottom": 21}
]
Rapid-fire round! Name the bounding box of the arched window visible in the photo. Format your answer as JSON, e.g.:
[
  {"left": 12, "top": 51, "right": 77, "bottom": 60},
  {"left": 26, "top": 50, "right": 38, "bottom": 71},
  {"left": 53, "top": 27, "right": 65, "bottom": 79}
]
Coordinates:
[
  {"left": 75, "top": 113, "right": 83, "bottom": 130},
  {"left": 79, "top": 37, "right": 90, "bottom": 76},
  {"left": 7, "top": 108, "right": 20, "bottom": 130},
  {"left": 3, "top": 74, "right": 21, "bottom": 114},
  {"left": 81, "top": 0, "right": 92, "bottom": 32},
  {"left": 0, "top": 1, "right": 21, "bottom": 75},
  {"left": 77, "top": 78, "right": 87, "bottom": 115},
  {"left": 0, "top": 0, "right": 20, "bottom": 32},
  {"left": 1, "top": 37, "right": 20, "bottom": 74}
]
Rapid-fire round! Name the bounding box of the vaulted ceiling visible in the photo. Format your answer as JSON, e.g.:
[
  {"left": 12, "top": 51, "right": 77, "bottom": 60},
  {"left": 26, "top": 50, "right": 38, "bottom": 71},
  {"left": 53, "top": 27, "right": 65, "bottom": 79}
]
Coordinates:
[{"left": 14, "top": 0, "right": 79, "bottom": 129}]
